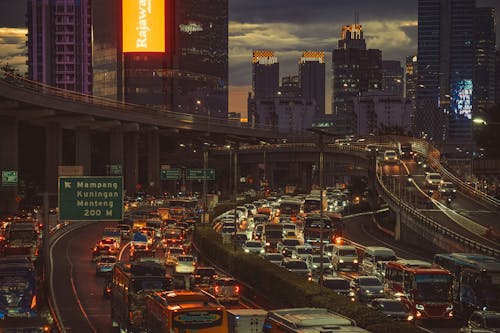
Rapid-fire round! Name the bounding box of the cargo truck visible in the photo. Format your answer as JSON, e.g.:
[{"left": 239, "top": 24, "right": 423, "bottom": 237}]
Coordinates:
[{"left": 227, "top": 308, "right": 267, "bottom": 333}]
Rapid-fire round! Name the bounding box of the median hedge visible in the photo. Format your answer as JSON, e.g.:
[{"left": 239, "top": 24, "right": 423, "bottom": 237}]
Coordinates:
[{"left": 193, "top": 226, "right": 423, "bottom": 333}]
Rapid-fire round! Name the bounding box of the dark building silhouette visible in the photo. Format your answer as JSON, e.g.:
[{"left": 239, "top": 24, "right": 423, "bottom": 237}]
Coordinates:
[
  {"left": 299, "top": 51, "right": 326, "bottom": 116},
  {"left": 382, "top": 60, "right": 404, "bottom": 98},
  {"left": 27, "top": 0, "right": 92, "bottom": 94},
  {"left": 252, "top": 51, "right": 279, "bottom": 99}
]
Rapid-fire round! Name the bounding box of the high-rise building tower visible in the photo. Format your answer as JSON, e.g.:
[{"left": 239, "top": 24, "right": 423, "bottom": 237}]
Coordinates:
[
  {"left": 473, "top": 7, "right": 496, "bottom": 115},
  {"left": 299, "top": 51, "right": 326, "bottom": 116},
  {"left": 417, "top": 0, "right": 476, "bottom": 147},
  {"left": 27, "top": 0, "right": 92, "bottom": 94},
  {"left": 338, "top": 24, "right": 366, "bottom": 50},
  {"left": 332, "top": 23, "right": 382, "bottom": 135},
  {"left": 496, "top": 50, "right": 500, "bottom": 105},
  {"left": 405, "top": 55, "right": 418, "bottom": 131},
  {"left": 252, "top": 51, "right": 279, "bottom": 99},
  {"left": 382, "top": 60, "right": 404, "bottom": 97},
  {"left": 92, "top": 0, "right": 228, "bottom": 117}
]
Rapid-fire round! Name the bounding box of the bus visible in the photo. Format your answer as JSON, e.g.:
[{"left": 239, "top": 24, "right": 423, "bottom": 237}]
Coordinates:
[
  {"left": 384, "top": 260, "right": 453, "bottom": 320},
  {"left": 3, "top": 222, "right": 39, "bottom": 260},
  {"left": 303, "top": 196, "right": 322, "bottom": 214},
  {"left": 303, "top": 214, "right": 342, "bottom": 245},
  {"left": 262, "top": 223, "right": 284, "bottom": 251},
  {"left": 111, "top": 262, "right": 172, "bottom": 332},
  {"left": 146, "top": 290, "right": 228, "bottom": 333},
  {"left": 433, "top": 253, "right": 500, "bottom": 316},
  {"left": 262, "top": 307, "right": 370, "bottom": 333},
  {"left": 0, "top": 262, "right": 37, "bottom": 319},
  {"left": 278, "top": 200, "right": 302, "bottom": 221}
]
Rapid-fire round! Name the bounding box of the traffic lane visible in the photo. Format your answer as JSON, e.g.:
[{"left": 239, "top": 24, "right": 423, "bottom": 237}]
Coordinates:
[{"left": 52, "top": 222, "right": 113, "bottom": 333}]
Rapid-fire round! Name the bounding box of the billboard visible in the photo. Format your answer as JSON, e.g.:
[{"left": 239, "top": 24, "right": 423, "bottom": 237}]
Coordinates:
[
  {"left": 451, "top": 79, "right": 473, "bottom": 119},
  {"left": 123, "top": 0, "right": 165, "bottom": 53}
]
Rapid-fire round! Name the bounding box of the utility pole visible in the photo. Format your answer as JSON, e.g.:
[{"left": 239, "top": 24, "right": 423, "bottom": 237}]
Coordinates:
[{"left": 202, "top": 146, "right": 208, "bottom": 225}]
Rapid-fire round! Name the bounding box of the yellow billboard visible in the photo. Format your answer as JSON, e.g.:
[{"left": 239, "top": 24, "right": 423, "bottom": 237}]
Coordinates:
[{"left": 123, "top": 0, "right": 165, "bottom": 53}]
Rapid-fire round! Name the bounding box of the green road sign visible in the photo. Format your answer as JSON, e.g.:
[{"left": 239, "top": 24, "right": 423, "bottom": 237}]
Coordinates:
[
  {"left": 161, "top": 168, "right": 181, "bottom": 180},
  {"left": 187, "top": 168, "right": 215, "bottom": 180},
  {"left": 58, "top": 176, "right": 123, "bottom": 221},
  {"left": 107, "top": 164, "right": 122, "bottom": 175},
  {"left": 1, "top": 171, "right": 18, "bottom": 187}
]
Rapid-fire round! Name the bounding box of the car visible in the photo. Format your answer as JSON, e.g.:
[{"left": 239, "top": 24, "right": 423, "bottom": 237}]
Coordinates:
[
  {"left": 459, "top": 311, "right": 500, "bottom": 333},
  {"left": 232, "top": 232, "right": 248, "bottom": 247},
  {"left": 242, "top": 240, "right": 265, "bottom": 254},
  {"left": 102, "top": 227, "right": 122, "bottom": 247},
  {"left": 210, "top": 277, "right": 240, "bottom": 304},
  {"left": 221, "top": 225, "right": 236, "bottom": 236},
  {"left": 165, "top": 246, "right": 185, "bottom": 264},
  {"left": 291, "top": 244, "right": 313, "bottom": 261},
  {"left": 282, "top": 258, "right": 312, "bottom": 281},
  {"left": 331, "top": 244, "right": 359, "bottom": 272},
  {"left": 306, "top": 254, "right": 333, "bottom": 275},
  {"left": 91, "top": 244, "right": 113, "bottom": 262},
  {"left": 284, "top": 230, "right": 298, "bottom": 239},
  {"left": 439, "top": 181, "right": 457, "bottom": 197},
  {"left": 175, "top": 254, "right": 196, "bottom": 274},
  {"left": 103, "top": 275, "right": 112, "bottom": 298},
  {"left": 252, "top": 224, "right": 264, "bottom": 240},
  {"left": 365, "top": 144, "right": 379, "bottom": 153},
  {"left": 277, "top": 238, "right": 301, "bottom": 257},
  {"left": 320, "top": 276, "right": 354, "bottom": 298},
  {"left": 262, "top": 252, "right": 284, "bottom": 265},
  {"left": 161, "top": 228, "right": 185, "bottom": 249},
  {"left": 193, "top": 266, "right": 217, "bottom": 287},
  {"left": 350, "top": 276, "right": 387, "bottom": 303},
  {"left": 130, "top": 247, "right": 155, "bottom": 262},
  {"left": 368, "top": 298, "right": 414, "bottom": 322},
  {"left": 99, "top": 238, "right": 119, "bottom": 254},
  {"left": 425, "top": 172, "right": 443, "bottom": 188},
  {"left": 281, "top": 223, "right": 296, "bottom": 236},
  {"left": 96, "top": 255, "right": 117, "bottom": 275},
  {"left": 116, "top": 224, "right": 132, "bottom": 239},
  {"left": 383, "top": 150, "right": 399, "bottom": 163}
]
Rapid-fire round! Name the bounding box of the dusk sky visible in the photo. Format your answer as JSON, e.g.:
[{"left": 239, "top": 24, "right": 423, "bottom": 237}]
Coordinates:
[{"left": 1, "top": 0, "right": 499, "bottom": 116}]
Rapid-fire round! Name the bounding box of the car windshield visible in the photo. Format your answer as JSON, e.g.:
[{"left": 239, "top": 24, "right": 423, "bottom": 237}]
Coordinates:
[
  {"left": 178, "top": 256, "right": 193, "bottom": 262},
  {"left": 485, "top": 317, "right": 500, "bottom": 328},
  {"left": 429, "top": 174, "right": 441, "bottom": 180},
  {"left": 312, "top": 256, "right": 331, "bottom": 264},
  {"left": 265, "top": 254, "right": 283, "bottom": 261},
  {"left": 324, "top": 279, "right": 350, "bottom": 290},
  {"left": 215, "top": 279, "right": 236, "bottom": 286},
  {"left": 339, "top": 249, "right": 357, "bottom": 256},
  {"left": 385, "top": 151, "right": 396, "bottom": 157},
  {"left": 282, "top": 239, "right": 300, "bottom": 246},
  {"left": 297, "top": 247, "right": 312, "bottom": 254},
  {"left": 360, "top": 278, "right": 383, "bottom": 286},
  {"left": 286, "top": 261, "right": 308, "bottom": 269},
  {"left": 414, "top": 275, "right": 451, "bottom": 302},
  {"left": 169, "top": 248, "right": 184, "bottom": 255},
  {"left": 196, "top": 268, "right": 215, "bottom": 276},
  {"left": 375, "top": 255, "right": 396, "bottom": 262},
  {"left": 100, "top": 257, "right": 116, "bottom": 263},
  {"left": 246, "top": 242, "right": 262, "bottom": 248},
  {"left": 378, "top": 301, "right": 408, "bottom": 312}
]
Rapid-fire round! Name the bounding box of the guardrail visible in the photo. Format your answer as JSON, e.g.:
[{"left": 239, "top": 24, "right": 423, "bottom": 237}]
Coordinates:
[{"left": 375, "top": 160, "right": 499, "bottom": 258}]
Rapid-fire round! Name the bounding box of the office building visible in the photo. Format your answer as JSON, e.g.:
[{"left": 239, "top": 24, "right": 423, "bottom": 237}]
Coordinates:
[
  {"left": 354, "top": 91, "right": 412, "bottom": 136},
  {"left": 416, "top": 0, "right": 477, "bottom": 148},
  {"left": 405, "top": 55, "right": 418, "bottom": 129},
  {"left": 496, "top": 50, "right": 500, "bottom": 105},
  {"left": 27, "top": 0, "right": 92, "bottom": 94},
  {"left": 92, "top": 0, "right": 228, "bottom": 117},
  {"left": 473, "top": 7, "right": 496, "bottom": 115},
  {"left": 332, "top": 23, "right": 382, "bottom": 135},
  {"left": 382, "top": 60, "right": 404, "bottom": 98},
  {"left": 252, "top": 51, "right": 280, "bottom": 99},
  {"left": 299, "top": 51, "right": 326, "bottom": 116}
]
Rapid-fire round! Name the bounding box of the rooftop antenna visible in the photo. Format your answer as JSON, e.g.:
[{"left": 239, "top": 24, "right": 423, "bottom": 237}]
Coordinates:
[{"left": 354, "top": 12, "right": 359, "bottom": 25}]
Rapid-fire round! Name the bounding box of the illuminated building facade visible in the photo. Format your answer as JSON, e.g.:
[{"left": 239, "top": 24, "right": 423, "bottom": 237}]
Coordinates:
[
  {"left": 299, "top": 51, "right": 326, "bottom": 116},
  {"left": 382, "top": 60, "right": 404, "bottom": 98},
  {"left": 92, "top": 0, "right": 228, "bottom": 117},
  {"left": 332, "top": 24, "right": 382, "bottom": 135},
  {"left": 405, "top": 55, "right": 418, "bottom": 132},
  {"left": 252, "top": 51, "right": 280, "bottom": 99},
  {"left": 417, "top": 0, "right": 489, "bottom": 148},
  {"left": 27, "top": 0, "right": 92, "bottom": 94}
]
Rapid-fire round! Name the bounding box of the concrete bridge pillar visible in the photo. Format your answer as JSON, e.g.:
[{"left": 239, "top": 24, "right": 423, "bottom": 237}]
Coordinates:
[
  {"left": 45, "top": 122, "right": 62, "bottom": 197},
  {"left": 147, "top": 130, "right": 160, "bottom": 195},
  {"left": 0, "top": 116, "right": 19, "bottom": 214},
  {"left": 395, "top": 209, "right": 401, "bottom": 241},
  {"left": 75, "top": 126, "right": 91, "bottom": 175},
  {"left": 125, "top": 132, "right": 139, "bottom": 195},
  {"left": 109, "top": 129, "right": 124, "bottom": 171}
]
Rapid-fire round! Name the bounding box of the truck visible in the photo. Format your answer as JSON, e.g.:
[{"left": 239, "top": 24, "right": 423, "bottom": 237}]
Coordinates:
[
  {"left": 110, "top": 262, "right": 172, "bottom": 332},
  {"left": 262, "top": 223, "right": 283, "bottom": 251},
  {"left": 3, "top": 222, "right": 39, "bottom": 260},
  {"left": 227, "top": 308, "right": 267, "bottom": 333},
  {"left": 400, "top": 142, "right": 414, "bottom": 159}
]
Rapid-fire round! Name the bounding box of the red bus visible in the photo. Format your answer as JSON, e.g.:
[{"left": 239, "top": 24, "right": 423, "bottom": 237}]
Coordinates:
[
  {"left": 384, "top": 260, "right": 453, "bottom": 320},
  {"left": 303, "top": 213, "right": 343, "bottom": 246}
]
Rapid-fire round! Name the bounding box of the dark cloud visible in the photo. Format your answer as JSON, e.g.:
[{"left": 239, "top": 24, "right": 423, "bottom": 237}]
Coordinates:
[{"left": 0, "top": 2, "right": 27, "bottom": 28}]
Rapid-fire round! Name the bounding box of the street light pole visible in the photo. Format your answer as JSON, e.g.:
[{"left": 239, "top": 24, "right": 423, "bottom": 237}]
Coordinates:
[
  {"left": 202, "top": 146, "right": 208, "bottom": 225},
  {"left": 318, "top": 133, "right": 325, "bottom": 288}
]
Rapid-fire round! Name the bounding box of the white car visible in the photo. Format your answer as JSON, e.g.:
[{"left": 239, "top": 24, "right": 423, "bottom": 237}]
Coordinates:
[
  {"left": 425, "top": 172, "right": 443, "bottom": 188},
  {"left": 175, "top": 254, "right": 196, "bottom": 274},
  {"left": 242, "top": 240, "right": 265, "bottom": 254},
  {"left": 383, "top": 150, "right": 399, "bottom": 163}
]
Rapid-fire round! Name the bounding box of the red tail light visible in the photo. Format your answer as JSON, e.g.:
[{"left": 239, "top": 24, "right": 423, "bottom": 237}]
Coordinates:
[
  {"left": 214, "top": 285, "right": 220, "bottom": 293},
  {"left": 235, "top": 285, "right": 240, "bottom": 293}
]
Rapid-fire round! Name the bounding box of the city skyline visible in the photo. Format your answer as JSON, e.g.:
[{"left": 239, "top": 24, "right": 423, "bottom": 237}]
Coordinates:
[{"left": 0, "top": 0, "right": 499, "bottom": 116}]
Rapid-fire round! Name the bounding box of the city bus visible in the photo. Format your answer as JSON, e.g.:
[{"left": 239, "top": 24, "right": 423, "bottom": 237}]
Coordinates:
[
  {"left": 303, "top": 196, "right": 322, "bottom": 214},
  {"left": 146, "top": 290, "right": 228, "bottom": 333},
  {"left": 384, "top": 260, "right": 454, "bottom": 320},
  {"left": 0, "top": 261, "right": 37, "bottom": 319},
  {"left": 278, "top": 200, "right": 302, "bottom": 221},
  {"left": 433, "top": 253, "right": 500, "bottom": 316},
  {"left": 303, "top": 213, "right": 342, "bottom": 245}
]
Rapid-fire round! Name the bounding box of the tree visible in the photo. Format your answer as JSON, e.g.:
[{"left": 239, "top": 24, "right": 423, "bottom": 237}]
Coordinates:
[
  {"left": 0, "top": 62, "right": 21, "bottom": 76},
  {"left": 473, "top": 104, "right": 500, "bottom": 158}
]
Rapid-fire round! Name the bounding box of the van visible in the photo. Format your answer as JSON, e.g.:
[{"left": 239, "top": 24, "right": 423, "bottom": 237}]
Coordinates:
[
  {"left": 360, "top": 246, "right": 397, "bottom": 275},
  {"left": 383, "top": 150, "right": 399, "bottom": 163},
  {"left": 331, "top": 244, "right": 359, "bottom": 272}
]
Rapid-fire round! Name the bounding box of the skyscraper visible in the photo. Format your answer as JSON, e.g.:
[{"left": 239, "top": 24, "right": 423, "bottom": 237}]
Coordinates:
[
  {"left": 92, "top": 0, "right": 228, "bottom": 117},
  {"left": 382, "top": 60, "right": 404, "bottom": 97},
  {"left": 252, "top": 51, "right": 279, "bottom": 99},
  {"left": 332, "top": 24, "right": 382, "bottom": 135},
  {"left": 417, "top": 0, "right": 476, "bottom": 147},
  {"left": 299, "top": 51, "right": 326, "bottom": 116},
  {"left": 473, "top": 7, "right": 496, "bottom": 115},
  {"left": 27, "top": 0, "right": 92, "bottom": 94},
  {"left": 405, "top": 55, "right": 418, "bottom": 131}
]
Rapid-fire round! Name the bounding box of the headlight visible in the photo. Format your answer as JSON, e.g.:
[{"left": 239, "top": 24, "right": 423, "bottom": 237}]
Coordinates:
[
  {"left": 265, "top": 242, "right": 270, "bottom": 246},
  {"left": 353, "top": 259, "right": 358, "bottom": 264},
  {"left": 364, "top": 290, "right": 371, "bottom": 294},
  {"left": 407, "top": 315, "right": 414, "bottom": 321},
  {"left": 260, "top": 249, "right": 265, "bottom": 254},
  {"left": 313, "top": 264, "right": 318, "bottom": 269},
  {"left": 339, "top": 259, "right": 344, "bottom": 263},
  {"left": 415, "top": 304, "right": 425, "bottom": 311},
  {"left": 349, "top": 291, "right": 355, "bottom": 297},
  {"left": 379, "top": 289, "right": 384, "bottom": 293},
  {"left": 244, "top": 249, "right": 249, "bottom": 253}
]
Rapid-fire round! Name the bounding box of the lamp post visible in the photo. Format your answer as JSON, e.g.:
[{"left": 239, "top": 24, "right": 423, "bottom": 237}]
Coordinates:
[{"left": 202, "top": 144, "right": 209, "bottom": 225}]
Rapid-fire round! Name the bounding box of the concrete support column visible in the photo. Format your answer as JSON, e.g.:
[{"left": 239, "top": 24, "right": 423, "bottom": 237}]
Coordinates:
[
  {"left": 395, "top": 209, "right": 401, "bottom": 241},
  {"left": 266, "top": 162, "right": 275, "bottom": 189},
  {"left": 45, "top": 122, "right": 62, "bottom": 197},
  {"left": 147, "top": 131, "right": 160, "bottom": 195},
  {"left": 0, "top": 116, "right": 19, "bottom": 214},
  {"left": 75, "top": 126, "right": 91, "bottom": 175},
  {"left": 125, "top": 132, "right": 139, "bottom": 195},
  {"left": 109, "top": 130, "right": 124, "bottom": 173}
]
